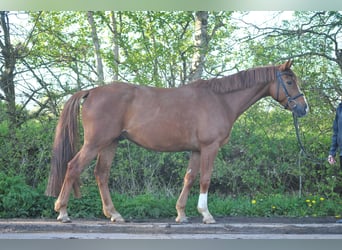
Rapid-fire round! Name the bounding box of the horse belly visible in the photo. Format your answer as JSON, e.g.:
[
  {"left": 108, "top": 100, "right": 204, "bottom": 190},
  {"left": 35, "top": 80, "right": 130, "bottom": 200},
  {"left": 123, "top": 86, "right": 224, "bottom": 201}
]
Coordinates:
[{"left": 124, "top": 118, "right": 198, "bottom": 152}]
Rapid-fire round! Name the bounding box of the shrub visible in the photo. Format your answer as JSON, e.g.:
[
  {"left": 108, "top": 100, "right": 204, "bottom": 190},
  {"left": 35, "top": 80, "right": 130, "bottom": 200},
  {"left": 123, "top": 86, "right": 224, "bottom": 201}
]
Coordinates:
[{"left": 0, "top": 173, "right": 39, "bottom": 218}]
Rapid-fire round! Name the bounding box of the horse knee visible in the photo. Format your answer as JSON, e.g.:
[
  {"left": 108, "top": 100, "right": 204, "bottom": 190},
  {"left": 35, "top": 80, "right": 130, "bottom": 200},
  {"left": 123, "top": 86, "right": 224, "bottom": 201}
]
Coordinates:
[{"left": 184, "top": 172, "right": 196, "bottom": 187}]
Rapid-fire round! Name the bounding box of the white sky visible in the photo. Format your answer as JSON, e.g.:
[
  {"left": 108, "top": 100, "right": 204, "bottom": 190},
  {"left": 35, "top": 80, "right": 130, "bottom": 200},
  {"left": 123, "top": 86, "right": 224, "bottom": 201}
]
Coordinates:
[{"left": 241, "top": 11, "right": 294, "bottom": 25}]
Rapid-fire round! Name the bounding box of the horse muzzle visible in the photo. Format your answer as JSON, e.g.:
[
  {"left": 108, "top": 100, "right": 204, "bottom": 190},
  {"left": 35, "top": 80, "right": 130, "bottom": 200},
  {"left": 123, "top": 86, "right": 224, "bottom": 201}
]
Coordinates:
[{"left": 291, "top": 102, "right": 309, "bottom": 117}]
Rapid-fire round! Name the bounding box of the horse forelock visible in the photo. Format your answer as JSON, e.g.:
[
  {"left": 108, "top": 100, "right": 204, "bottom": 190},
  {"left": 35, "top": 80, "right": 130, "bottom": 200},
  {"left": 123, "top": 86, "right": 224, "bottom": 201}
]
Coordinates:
[{"left": 189, "top": 66, "right": 277, "bottom": 93}]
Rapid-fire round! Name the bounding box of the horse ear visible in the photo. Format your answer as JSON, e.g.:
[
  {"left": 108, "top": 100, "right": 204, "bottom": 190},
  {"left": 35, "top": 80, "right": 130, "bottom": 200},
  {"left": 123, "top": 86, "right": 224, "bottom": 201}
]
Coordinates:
[
  {"left": 279, "top": 60, "right": 293, "bottom": 71},
  {"left": 285, "top": 59, "right": 293, "bottom": 69}
]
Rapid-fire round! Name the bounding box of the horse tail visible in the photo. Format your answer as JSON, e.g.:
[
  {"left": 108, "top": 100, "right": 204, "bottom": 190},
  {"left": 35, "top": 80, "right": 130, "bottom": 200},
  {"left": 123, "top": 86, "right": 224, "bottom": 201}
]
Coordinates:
[{"left": 45, "top": 90, "right": 89, "bottom": 198}]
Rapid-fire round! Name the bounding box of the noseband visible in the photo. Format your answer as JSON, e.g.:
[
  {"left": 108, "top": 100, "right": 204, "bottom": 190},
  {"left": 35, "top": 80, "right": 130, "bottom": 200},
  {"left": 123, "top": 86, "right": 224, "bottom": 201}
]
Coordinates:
[{"left": 276, "top": 71, "right": 303, "bottom": 109}]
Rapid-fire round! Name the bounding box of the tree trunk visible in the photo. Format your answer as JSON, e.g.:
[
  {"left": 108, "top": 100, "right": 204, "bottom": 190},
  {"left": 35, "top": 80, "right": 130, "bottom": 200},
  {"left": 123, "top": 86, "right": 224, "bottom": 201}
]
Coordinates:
[
  {"left": 0, "top": 11, "right": 18, "bottom": 128},
  {"left": 189, "top": 11, "right": 209, "bottom": 81},
  {"left": 87, "top": 11, "right": 105, "bottom": 84},
  {"left": 110, "top": 11, "right": 119, "bottom": 81}
]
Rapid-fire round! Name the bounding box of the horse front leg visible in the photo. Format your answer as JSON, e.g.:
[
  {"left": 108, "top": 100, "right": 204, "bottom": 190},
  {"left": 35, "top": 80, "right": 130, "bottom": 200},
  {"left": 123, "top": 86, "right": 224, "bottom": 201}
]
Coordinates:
[
  {"left": 54, "top": 144, "right": 98, "bottom": 223},
  {"left": 175, "top": 151, "right": 200, "bottom": 223},
  {"left": 197, "top": 143, "right": 219, "bottom": 224},
  {"left": 94, "top": 142, "right": 124, "bottom": 223}
]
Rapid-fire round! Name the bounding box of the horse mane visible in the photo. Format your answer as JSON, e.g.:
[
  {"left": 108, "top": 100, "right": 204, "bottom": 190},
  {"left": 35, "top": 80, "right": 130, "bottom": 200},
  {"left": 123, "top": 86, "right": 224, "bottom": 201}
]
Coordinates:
[{"left": 188, "top": 66, "right": 278, "bottom": 93}]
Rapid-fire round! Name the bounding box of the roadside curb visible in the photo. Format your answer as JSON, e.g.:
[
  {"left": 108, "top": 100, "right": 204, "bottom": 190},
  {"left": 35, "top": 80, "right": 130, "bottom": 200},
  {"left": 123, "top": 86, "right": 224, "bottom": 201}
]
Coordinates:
[{"left": 1, "top": 219, "right": 342, "bottom": 235}]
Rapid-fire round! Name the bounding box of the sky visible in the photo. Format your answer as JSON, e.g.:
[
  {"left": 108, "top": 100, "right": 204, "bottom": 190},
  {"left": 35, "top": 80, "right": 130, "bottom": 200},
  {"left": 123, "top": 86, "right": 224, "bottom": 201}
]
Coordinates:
[{"left": 237, "top": 11, "right": 294, "bottom": 26}]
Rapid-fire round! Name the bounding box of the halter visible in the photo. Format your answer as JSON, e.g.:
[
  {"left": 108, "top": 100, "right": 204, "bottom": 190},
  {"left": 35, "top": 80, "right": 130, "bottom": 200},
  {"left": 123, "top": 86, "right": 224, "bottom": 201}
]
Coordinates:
[{"left": 276, "top": 71, "right": 304, "bottom": 109}]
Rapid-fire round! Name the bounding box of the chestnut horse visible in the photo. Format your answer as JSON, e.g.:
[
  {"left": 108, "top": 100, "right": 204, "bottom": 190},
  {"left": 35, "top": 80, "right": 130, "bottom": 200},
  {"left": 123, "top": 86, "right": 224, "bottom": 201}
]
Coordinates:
[{"left": 46, "top": 60, "right": 308, "bottom": 223}]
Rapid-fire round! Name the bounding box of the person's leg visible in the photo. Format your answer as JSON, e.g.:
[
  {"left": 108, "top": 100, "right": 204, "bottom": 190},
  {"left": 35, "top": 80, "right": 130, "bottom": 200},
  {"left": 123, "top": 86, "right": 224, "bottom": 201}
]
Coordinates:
[{"left": 337, "top": 156, "right": 342, "bottom": 223}]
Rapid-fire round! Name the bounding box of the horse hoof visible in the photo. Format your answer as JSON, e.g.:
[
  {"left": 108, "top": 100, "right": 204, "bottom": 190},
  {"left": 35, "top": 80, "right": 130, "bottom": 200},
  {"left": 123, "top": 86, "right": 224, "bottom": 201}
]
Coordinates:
[
  {"left": 203, "top": 217, "right": 216, "bottom": 224},
  {"left": 111, "top": 214, "right": 125, "bottom": 223},
  {"left": 57, "top": 216, "right": 72, "bottom": 223},
  {"left": 175, "top": 216, "right": 189, "bottom": 223}
]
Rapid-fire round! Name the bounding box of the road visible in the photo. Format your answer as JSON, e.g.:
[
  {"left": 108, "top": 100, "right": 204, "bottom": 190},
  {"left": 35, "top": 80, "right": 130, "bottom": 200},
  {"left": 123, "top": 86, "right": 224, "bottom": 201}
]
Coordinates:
[{"left": 1, "top": 217, "right": 342, "bottom": 239}]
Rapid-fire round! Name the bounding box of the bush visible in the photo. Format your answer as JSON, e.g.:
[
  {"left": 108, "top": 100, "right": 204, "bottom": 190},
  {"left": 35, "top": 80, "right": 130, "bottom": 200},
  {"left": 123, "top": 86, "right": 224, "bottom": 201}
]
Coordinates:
[
  {"left": 0, "top": 118, "right": 55, "bottom": 188},
  {"left": 0, "top": 173, "right": 39, "bottom": 218}
]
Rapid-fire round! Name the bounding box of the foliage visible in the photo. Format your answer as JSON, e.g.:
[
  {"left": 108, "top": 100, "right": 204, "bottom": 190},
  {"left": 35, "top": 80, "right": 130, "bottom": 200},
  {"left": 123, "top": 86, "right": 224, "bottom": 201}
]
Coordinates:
[
  {"left": 0, "top": 172, "right": 39, "bottom": 218},
  {"left": 0, "top": 111, "right": 56, "bottom": 187}
]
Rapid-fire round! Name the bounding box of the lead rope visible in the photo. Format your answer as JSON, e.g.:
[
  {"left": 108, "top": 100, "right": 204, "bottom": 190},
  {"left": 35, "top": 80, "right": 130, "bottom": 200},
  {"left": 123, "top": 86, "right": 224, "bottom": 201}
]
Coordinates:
[
  {"left": 292, "top": 113, "right": 324, "bottom": 164},
  {"left": 292, "top": 113, "right": 325, "bottom": 197},
  {"left": 293, "top": 113, "right": 306, "bottom": 153},
  {"left": 293, "top": 113, "right": 304, "bottom": 197}
]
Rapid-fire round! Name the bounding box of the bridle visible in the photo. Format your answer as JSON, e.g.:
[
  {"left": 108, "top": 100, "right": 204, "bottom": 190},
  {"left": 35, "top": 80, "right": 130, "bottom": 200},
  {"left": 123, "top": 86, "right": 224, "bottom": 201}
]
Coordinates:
[{"left": 276, "top": 71, "right": 304, "bottom": 110}]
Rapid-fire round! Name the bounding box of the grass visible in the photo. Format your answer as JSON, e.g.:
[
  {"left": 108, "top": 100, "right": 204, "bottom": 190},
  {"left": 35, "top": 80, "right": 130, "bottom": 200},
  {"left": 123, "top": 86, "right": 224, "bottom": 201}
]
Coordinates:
[
  {"left": 1, "top": 177, "right": 341, "bottom": 220},
  {"left": 54, "top": 188, "right": 342, "bottom": 220}
]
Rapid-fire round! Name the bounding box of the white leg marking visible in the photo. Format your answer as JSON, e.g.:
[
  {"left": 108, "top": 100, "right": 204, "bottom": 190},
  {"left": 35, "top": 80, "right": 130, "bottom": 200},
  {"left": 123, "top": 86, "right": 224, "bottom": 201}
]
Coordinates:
[
  {"left": 197, "top": 192, "right": 208, "bottom": 211},
  {"left": 197, "top": 192, "right": 215, "bottom": 223}
]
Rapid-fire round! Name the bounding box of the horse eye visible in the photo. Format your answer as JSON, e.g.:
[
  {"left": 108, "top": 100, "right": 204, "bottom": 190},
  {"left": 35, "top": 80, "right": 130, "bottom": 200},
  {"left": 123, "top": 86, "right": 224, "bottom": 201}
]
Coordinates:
[{"left": 286, "top": 81, "right": 293, "bottom": 85}]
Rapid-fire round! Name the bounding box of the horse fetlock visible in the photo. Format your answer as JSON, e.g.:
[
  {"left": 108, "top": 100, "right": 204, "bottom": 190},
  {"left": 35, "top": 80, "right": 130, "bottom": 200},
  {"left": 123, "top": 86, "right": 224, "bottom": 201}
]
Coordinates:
[
  {"left": 54, "top": 200, "right": 62, "bottom": 212},
  {"left": 175, "top": 205, "right": 188, "bottom": 223}
]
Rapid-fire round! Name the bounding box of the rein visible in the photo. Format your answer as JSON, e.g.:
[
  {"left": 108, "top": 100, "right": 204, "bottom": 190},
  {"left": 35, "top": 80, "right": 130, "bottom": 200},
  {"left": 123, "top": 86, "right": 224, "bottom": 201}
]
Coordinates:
[{"left": 276, "top": 71, "right": 304, "bottom": 109}]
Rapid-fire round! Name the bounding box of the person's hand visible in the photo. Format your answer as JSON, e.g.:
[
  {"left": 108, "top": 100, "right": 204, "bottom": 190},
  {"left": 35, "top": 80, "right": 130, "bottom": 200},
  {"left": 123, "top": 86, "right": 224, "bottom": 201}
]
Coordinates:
[{"left": 328, "top": 155, "right": 336, "bottom": 165}]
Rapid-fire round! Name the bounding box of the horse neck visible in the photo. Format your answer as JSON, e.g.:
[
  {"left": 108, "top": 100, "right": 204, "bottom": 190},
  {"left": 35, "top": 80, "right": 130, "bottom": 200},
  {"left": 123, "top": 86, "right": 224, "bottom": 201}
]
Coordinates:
[{"left": 221, "top": 82, "right": 271, "bottom": 119}]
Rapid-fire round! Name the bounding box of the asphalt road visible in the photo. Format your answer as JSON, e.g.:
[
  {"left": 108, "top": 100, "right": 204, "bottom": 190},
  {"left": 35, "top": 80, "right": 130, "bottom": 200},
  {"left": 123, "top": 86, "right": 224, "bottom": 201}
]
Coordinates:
[{"left": 1, "top": 217, "right": 342, "bottom": 239}]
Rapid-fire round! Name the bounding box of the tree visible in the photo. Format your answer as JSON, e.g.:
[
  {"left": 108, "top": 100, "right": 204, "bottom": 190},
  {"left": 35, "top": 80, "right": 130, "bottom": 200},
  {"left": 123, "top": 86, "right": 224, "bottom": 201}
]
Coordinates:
[
  {"left": 0, "top": 11, "right": 20, "bottom": 127},
  {"left": 87, "top": 11, "right": 104, "bottom": 84},
  {"left": 0, "top": 11, "right": 40, "bottom": 127},
  {"left": 189, "top": 11, "right": 209, "bottom": 81},
  {"left": 23, "top": 11, "right": 100, "bottom": 116},
  {"left": 109, "top": 11, "right": 120, "bottom": 81}
]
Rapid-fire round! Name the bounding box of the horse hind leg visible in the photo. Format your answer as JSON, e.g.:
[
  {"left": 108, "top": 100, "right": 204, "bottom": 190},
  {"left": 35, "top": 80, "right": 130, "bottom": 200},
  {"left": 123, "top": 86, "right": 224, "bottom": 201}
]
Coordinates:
[
  {"left": 94, "top": 142, "right": 124, "bottom": 223},
  {"left": 54, "top": 144, "right": 98, "bottom": 223}
]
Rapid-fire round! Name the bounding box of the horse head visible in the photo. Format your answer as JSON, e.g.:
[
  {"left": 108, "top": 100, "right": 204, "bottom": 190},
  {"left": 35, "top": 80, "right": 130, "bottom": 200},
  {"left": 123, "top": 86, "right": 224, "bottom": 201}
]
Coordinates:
[{"left": 271, "top": 60, "right": 309, "bottom": 117}]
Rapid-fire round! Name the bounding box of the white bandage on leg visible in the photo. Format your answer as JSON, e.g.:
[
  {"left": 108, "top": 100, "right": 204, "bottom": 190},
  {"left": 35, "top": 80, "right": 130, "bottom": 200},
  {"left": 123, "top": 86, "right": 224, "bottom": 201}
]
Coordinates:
[{"left": 197, "top": 193, "right": 208, "bottom": 211}]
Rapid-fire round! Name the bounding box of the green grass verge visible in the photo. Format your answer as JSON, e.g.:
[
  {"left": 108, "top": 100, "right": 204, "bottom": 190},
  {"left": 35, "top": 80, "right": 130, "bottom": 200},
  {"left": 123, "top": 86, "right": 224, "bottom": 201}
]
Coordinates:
[
  {"left": 44, "top": 187, "right": 342, "bottom": 220},
  {"left": 1, "top": 175, "right": 341, "bottom": 220}
]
